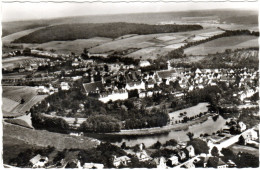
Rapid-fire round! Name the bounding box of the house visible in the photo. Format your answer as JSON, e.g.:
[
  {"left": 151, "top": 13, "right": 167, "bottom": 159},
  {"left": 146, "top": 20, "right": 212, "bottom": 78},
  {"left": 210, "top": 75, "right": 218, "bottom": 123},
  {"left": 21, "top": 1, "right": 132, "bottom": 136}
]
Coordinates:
[
  {"left": 156, "top": 70, "right": 178, "bottom": 83},
  {"left": 113, "top": 155, "right": 131, "bottom": 167},
  {"left": 227, "top": 160, "right": 236, "bottom": 168},
  {"left": 241, "top": 129, "right": 258, "bottom": 145},
  {"left": 177, "top": 150, "right": 186, "bottom": 161},
  {"left": 207, "top": 157, "right": 227, "bottom": 168},
  {"left": 154, "top": 157, "right": 167, "bottom": 169},
  {"left": 136, "top": 150, "right": 151, "bottom": 162},
  {"left": 65, "top": 159, "right": 82, "bottom": 168},
  {"left": 139, "top": 60, "right": 151, "bottom": 67},
  {"left": 71, "top": 76, "right": 82, "bottom": 81},
  {"left": 60, "top": 82, "right": 70, "bottom": 90},
  {"left": 237, "top": 122, "right": 247, "bottom": 132},
  {"left": 186, "top": 145, "right": 195, "bottom": 158},
  {"left": 29, "top": 154, "right": 48, "bottom": 168},
  {"left": 99, "top": 89, "right": 128, "bottom": 103},
  {"left": 37, "top": 86, "right": 49, "bottom": 94},
  {"left": 147, "top": 79, "right": 155, "bottom": 89},
  {"left": 183, "top": 161, "right": 195, "bottom": 168},
  {"left": 195, "top": 68, "right": 202, "bottom": 74},
  {"left": 83, "top": 81, "right": 103, "bottom": 95},
  {"left": 167, "top": 155, "right": 179, "bottom": 166},
  {"left": 139, "top": 91, "right": 146, "bottom": 98},
  {"left": 125, "top": 81, "right": 145, "bottom": 91},
  {"left": 83, "top": 163, "right": 104, "bottom": 169}
]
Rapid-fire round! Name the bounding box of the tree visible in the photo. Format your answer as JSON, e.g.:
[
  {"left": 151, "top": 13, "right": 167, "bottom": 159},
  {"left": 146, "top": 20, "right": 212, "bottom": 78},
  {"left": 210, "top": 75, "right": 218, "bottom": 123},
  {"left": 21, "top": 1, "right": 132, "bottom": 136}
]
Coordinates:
[
  {"left": 152, "top": 141, "right": 162, "bottom": 149},
  {"left": 221, "top": 148, "right": 235, "bottom": 162},
  {"left": 164, "top": 139, "right": 178, "bottom": 147},
  {"left": 211, "top": 146, "right": 219, "bottom": 157},
  {"left": 238, "top": 135, "right": 245, "bottom": 145},
  {"left": 121, "top": 142, "right": 126, "bottom": 149},
  {"left": 186, "top": 132, "right": 194, "bottom": 141},
  {"left": 23, "top": 48, "right": 31, "bottom": 55},
  {"left": 187, "top": 138, "right": 209, "bottom": 154},
  {"left": 73, "top": 118, "right": 78, "bottom": 125},
  {"left": 235, "top": 152, "right": 259, "bottom": 168},
  {"left": 207, "top": 157, "right": 219, "bottom": 168}
]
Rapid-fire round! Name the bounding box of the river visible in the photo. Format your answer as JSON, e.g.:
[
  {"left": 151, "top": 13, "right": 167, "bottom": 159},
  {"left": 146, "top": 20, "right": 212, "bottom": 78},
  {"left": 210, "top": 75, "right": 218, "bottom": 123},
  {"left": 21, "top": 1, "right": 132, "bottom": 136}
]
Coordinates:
[{"left": 86, "top": 115, "right": 227, "bottom": 148}]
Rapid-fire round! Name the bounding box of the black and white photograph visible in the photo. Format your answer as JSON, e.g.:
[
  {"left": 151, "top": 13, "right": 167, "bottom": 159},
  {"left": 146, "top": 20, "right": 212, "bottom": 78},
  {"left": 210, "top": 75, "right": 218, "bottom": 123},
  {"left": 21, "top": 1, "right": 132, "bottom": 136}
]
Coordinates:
[{"left": 1, "top": 0, "right": 259, "bottom": 168}]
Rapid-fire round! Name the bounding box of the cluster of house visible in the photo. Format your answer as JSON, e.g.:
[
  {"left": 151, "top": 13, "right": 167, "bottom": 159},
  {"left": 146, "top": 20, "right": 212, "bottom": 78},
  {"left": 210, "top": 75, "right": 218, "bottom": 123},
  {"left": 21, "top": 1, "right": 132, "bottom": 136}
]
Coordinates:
[
  {"left": 31, "top": 49, "right": 60, "bottom": 58},
  {"left": 27, "top": 123, "right": 259, "bottom": 169},
  {"left": 80, "top": 58, "right": 259, "bottom": 103}
]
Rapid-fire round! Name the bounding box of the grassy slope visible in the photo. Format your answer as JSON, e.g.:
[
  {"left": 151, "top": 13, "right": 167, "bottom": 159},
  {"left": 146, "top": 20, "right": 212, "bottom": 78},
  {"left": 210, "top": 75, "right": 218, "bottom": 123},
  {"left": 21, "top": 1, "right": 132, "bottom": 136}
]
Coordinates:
[
  {"left": 3, "top": 123, "right": 99, "bottom": 151},
  {"left": 2, "top": 135, "right": 44, "bottom": 164},
  {"left": 184, "top": 35, "right": 259, "bottom": 55}
]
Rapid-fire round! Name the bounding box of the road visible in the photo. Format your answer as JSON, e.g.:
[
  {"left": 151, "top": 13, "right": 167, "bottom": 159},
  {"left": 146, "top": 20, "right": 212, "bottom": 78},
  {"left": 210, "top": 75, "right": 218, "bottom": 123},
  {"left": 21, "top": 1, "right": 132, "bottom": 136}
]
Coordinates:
[{"left": 174, "top": 127, "right": 257, "bottom": 168}]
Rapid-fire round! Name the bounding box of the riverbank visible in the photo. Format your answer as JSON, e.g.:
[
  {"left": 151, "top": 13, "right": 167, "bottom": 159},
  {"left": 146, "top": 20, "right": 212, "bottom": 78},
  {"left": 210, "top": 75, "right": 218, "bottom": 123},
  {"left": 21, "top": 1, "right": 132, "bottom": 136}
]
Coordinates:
[{"left": 104, "top": 114, "right": 210, "bottom": 136}]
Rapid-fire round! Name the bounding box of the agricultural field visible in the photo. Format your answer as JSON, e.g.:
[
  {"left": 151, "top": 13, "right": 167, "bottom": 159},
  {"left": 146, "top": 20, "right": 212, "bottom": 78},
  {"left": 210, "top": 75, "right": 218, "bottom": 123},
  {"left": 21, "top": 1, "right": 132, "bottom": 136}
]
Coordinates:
[
  {"left": 2, "top": 86, "right": 47, "bottom": 117},
  {"left": 24, "top": 37, "right": 113, "bottom": 55},
  {"left": 2, "top": 56, "right": 47, "bottom": 70},
  {"left": 184, "top": 35, "right": 259, "bottom": 56},
  {"left": 125, "top": 47, "right": 165, "bottom": 60},
  {"left": 171, "top": 55, "right": 206, "bottom": 64},
  {"left": 89, "top": 28, "right": 223, "bottom": 59}
]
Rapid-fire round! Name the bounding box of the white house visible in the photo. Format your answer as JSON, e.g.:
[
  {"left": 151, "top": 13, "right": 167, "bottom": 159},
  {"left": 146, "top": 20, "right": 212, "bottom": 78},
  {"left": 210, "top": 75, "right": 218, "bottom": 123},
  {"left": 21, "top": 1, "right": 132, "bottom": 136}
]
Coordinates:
[
  {"left": 241, "top": 129, "right": 258, "bottom": 144},
  {"left": 99, "top": 89, "right": 128, "bottom": 103},
  {"left": 139, "top": 92, "right": 146, "bottom": 98},
  {"left": 125, "top": 81, "right": 145, "bottom": 91},
  {"left": 186, "top": 145, "right": 195, "bottom": 158},
  {"left": 168, "top": 155, "right": 179, "bottom": 166},
  {"left": 155, "top": 157, "right": 167, "bottom": 169},
  {"left": 83, "top": 163, "right": 104, "bottom": 169},
  {"left": 136, "top": 150, "right": 152, "bottom": 162},
  {"left": 60, "top": 82, "right": 70, "bottom": 90},
  {"left": 113, "top": 155, "right": 131, "bottom": 167},
  {"left": 30, "top": 154, "right": 48, "bottom": 168},
  {"left": 139, "top": 60, "right": 151, "bottom": 67},
  {"left": 238, "top": 122, "right": 247, "bottom": 132}
]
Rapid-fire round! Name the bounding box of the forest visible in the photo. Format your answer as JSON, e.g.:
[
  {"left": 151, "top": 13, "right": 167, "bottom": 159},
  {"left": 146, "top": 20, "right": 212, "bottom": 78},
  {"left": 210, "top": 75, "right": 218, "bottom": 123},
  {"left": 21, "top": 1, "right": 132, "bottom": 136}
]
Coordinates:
[{"left": 13, "top": 22, "right": 203, "bottom": 43}]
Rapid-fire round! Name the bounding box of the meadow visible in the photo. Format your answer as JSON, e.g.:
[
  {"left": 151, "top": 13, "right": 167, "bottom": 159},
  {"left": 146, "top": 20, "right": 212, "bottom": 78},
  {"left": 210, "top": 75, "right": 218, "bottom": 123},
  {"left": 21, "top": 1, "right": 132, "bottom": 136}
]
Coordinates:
[
  {"left": 184, "top": 35, "right": 259, "bottom": 56},
  {"left": 3, "top": 123, "right": 100, "bottom": 151},
  {"left": 26, "top": 37, "right": 113, "bottom": 55}
]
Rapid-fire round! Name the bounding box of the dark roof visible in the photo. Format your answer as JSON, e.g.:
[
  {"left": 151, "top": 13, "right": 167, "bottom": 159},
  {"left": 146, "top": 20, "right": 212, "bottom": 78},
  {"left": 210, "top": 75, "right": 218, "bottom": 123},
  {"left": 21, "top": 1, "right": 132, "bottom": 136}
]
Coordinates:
[
  {"left": 157, "top": 70, "right": 177, "bottom": 79},
  {"left": 83, "top": 81, "right": 103, "bottom": 93}
]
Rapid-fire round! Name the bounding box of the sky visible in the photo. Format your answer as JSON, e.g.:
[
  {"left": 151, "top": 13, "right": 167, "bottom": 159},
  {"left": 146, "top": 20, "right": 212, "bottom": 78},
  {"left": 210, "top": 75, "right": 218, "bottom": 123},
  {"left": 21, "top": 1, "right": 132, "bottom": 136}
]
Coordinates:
[{"left": 1, "top": 0, "right": 259, "bottom": 22}]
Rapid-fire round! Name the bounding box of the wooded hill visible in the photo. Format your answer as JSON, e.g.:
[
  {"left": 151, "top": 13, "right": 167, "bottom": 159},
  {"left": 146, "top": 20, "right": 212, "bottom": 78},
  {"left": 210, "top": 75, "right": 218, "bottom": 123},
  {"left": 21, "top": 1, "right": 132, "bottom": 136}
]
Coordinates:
[{"left": 12, "top": 22, "right": 202, "bottom": 43}]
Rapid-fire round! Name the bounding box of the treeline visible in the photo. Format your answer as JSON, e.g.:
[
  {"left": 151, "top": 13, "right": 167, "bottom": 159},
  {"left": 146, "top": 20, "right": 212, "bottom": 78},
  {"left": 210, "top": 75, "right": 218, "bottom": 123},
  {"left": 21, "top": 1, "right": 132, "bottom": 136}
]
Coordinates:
[
  {"left": 31, "top": 113, "right": 70, "bottom": 133},
  {"left": 79, "top": 115, "right": 121, "bottom": 133},
  {"left": 88, "top": 55, "right": 140, "bottom": 66},
  {"left": 30, "top": 88, "right": 170, "bottom": 133},
  {"left": 124, "top": 109, "right": 169, "bottom": 129},
  {"left": 183, "top": 29, "right": 259, "bottom": 50},
  {"left": 13, "top": 22, "right": 203, "bottom": 43}
]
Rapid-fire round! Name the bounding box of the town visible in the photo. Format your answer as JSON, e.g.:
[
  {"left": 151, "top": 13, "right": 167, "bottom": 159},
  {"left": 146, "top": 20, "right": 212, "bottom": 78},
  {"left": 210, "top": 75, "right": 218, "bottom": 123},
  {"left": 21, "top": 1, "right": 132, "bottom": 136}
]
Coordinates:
[{"left": 2, "top": 2, "right": 259, "bottom": 169}]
